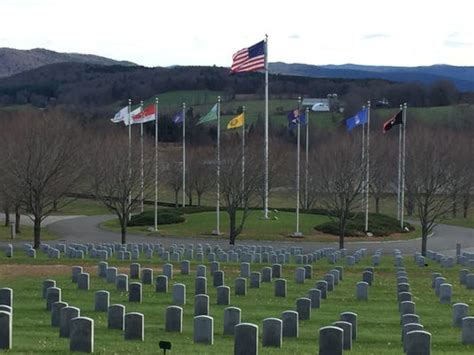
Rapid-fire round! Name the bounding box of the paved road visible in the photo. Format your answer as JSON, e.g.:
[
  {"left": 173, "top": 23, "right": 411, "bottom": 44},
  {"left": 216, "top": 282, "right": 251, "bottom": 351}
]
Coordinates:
[
  {"left": 2, "top": 214, "right": 472, "bottom": 255},
  {"left": 43, "top": 215, "right": 474, "bottom": 256}
]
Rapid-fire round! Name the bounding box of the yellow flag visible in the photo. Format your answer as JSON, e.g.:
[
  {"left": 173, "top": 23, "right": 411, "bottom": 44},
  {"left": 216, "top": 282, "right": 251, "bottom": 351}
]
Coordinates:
[{"left": 227, "top": 113, "right": 244, "bottom": 130}]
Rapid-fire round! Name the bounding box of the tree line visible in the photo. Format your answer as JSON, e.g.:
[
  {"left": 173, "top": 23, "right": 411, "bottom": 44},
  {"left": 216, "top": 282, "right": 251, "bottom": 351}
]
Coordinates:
[
  {"left": 0, "top": 108, "right": 472, "bottom": 255},
  {"left": 0, "top": 62, "right": 471, "bottom": 117}
]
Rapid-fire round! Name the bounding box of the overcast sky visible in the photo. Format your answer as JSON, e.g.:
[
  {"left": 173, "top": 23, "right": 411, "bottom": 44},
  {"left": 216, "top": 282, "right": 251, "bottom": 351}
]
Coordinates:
[{"left": 1, "top": 0, "right": 472, "bottom": 67}]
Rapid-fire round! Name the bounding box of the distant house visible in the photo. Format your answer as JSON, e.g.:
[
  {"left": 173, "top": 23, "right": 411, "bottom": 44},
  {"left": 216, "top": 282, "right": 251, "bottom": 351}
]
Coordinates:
[
  {"left": 302, "top": 96, "right": 336, "bottom": 112},
  {"left": 375, "top": 98, "right": 389, "bottom": 107}
]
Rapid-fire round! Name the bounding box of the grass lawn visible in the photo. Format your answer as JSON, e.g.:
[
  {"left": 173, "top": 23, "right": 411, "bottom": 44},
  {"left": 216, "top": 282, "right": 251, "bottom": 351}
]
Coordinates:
[
  {"left": 101, "top": 211, "right": 419, "bottom": 242},
  {"left": 102, "top": 211, "right": 330, "bottom": 241},
  {"left": 440, "top": 217, "right": 474, "bottom": 229},
  {"left": 0, "top": 224, "right": 58, "bottom": 241},
  {"left": 1, "top": 254, "right": 474, "bottom": 353},
  {"left": 54, "top": 198, "right": 111, "bottom": 216}
]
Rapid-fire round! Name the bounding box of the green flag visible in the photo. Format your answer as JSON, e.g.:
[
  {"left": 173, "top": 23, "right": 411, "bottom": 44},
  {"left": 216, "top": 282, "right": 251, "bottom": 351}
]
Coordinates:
[{"left": 196, "top": 104, "right": 218, "bottom": 125}]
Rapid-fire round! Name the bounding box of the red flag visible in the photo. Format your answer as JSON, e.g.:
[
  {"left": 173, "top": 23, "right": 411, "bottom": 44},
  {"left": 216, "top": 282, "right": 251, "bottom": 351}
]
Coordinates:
[{"left": 132, "top": 104, "right": 156, "bottom": 124}]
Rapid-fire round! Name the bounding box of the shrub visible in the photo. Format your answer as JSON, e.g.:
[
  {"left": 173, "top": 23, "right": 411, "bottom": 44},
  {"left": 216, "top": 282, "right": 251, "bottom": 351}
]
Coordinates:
[
  {"left": 128, "top": 209, "right": 185, "bottom": 227},
  {"left": 314, "top": 213, "right": 414, "bottom": 237}
]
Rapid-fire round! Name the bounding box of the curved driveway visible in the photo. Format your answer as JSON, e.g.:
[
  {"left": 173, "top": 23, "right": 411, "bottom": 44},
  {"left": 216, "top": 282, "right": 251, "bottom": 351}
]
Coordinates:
[{"left": 44, "top": 215, "right": 474, "bottom": 256}]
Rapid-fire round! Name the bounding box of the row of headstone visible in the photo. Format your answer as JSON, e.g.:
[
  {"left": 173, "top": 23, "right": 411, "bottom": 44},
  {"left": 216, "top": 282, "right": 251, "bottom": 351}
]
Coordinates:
[
  {"left": 395, "top": 265, "right": 431, "bottom": 354},
  {"left": 7, "top": 241, "right": 372, "bottom": 267},
  {"left": 372, "top": 249, "right": 383, "bottom": 266},
  {"left": 425, "top": 250, "right": 455, "bottom": 268},
  {"left": 0, "top": 288, "right": 12, "bottom": 350},
  {"left": 356, "top": 267, "right": 374, "bottom": 301},
  {"left": 42, "top": 281, "right": 94, "bottom": 353},
  {"left": 431, "top": 272, "right": 452, "bottom": 304},
  {"left": 319, "top": 312, "right": 358, "bottom": 354},
  {"left": 458, "top": 269, "right": 474, "bottom": 291},
  {"left": 345, "top": 248, "right": 368, "bottom": 266}
]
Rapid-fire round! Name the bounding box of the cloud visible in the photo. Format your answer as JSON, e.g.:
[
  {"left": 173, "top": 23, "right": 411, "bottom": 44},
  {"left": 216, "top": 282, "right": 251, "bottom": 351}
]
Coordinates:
[
  {"left": 362, "top": 33, "right": 389, "bottom": 40},
  {"left": 444, "top": 32, "right": 472, "bottom": 47},
  {"left": 444, "top": 40, "right": 472, "bottom": 48},
  {"left": 288, "top": 34, "right": 300, "bottom": 40}
]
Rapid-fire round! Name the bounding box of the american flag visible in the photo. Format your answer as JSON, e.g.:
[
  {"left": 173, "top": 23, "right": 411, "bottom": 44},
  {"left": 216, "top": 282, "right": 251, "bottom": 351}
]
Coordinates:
[{"left": 231, "top": 40, "right": 265, "bottom": 73}]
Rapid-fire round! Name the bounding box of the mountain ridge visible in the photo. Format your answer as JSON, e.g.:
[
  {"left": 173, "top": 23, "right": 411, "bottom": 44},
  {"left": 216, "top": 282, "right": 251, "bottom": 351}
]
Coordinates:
[
  {"left": 0, "top": 47, "right": 137, "bottom": 78},
  {"left": 268, "top": 62, "right": 474, "bottom": 91}
]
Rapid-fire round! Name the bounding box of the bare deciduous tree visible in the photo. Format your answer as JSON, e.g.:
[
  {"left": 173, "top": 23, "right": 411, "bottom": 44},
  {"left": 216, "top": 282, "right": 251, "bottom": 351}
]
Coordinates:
[
  {"left": 315, "top": 135, "right": 364, "bottom": 249},
  {"left": 220, "top": 139, "right": 264, "bottom": 244},
  {"left": 88, "top": 132, "right": 152, "bottom": 244},
  {"left": 1, "top": 109, "right": 83, "bottom": 248},
  {"left": 406, "top": 127, "right": 461, "bottom": 256}
]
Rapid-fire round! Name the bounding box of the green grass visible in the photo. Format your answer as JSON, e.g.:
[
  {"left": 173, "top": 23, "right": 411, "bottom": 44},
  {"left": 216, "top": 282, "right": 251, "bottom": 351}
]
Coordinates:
[
  {"left": 1, "top": 254, "right": 474, "bottom": 353},
  {"left": 0, "top": 224, "right": 58, "bottom": 241},
  {"left": 53, "top": 198, "right": 111, "bottom": 216},
  {"left": 102, "top": 211, "right": 331, "bottom": 241},
  {"left": 101, "top": 210, "right": 420, "bottom": 242},
  {"left": 440, "top": 217, "right": 474, "bottom": 229}
]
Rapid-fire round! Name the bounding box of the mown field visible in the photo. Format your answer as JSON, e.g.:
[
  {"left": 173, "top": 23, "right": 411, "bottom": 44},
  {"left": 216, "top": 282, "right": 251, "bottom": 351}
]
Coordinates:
[
  {"left": 1, "top": 253, "right": 474, "bottom": 354},
  {"left": 101, "top": 210, "right": 419, "bottom": 242},
  {"left": 108, "top": 89, "right": 474, "bottom": 131}
]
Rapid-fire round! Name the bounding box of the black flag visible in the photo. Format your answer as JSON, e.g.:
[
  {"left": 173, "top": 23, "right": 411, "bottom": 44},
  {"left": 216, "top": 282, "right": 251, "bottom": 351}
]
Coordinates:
[{"left": 382, "top": 110, "right": 403, "bottom": 133}]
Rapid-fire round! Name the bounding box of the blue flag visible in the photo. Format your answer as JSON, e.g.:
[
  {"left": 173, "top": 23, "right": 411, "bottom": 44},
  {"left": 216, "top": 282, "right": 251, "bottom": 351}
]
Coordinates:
[
  {"left": 287, "top": 109, "right": 306, "bottom": 129},
  {"left": 172, "top": 110, "right": 184, "bottom": 124},
  {"left": 345, "top": 108, "right": 368, "bottom": 132}
]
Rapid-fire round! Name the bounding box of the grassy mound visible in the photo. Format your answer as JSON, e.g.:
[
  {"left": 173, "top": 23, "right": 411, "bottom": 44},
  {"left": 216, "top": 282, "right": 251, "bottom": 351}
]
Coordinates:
[
  {"left": 128, "top": 209, "right": 185, "bottom": 227},
  {"left": 314, "top": 212, "right": 414, "bottom": 237}
]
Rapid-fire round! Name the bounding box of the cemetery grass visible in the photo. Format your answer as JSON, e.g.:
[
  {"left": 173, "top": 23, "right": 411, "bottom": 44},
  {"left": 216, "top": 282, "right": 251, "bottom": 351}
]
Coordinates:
[
  {"left": 2, "top": 255, "right": 474, "bottom": 353},
  {"left": 0, "top": 224, "right": 58, "bottom": 241},
  {"left": 52, "top": 188, "right": 473, "bottom": 231},
  {"left": 101, "top": 211, "right": 331, "bottom": 241},
  {"left": 101, "top": 211, "right": 420, "bottom": 242}
]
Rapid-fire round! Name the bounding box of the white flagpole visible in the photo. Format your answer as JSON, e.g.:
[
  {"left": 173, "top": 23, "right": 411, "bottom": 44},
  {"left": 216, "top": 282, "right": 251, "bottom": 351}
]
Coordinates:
[
  {"left": 140, "top": 101, "right": 144, "bottom": 213},
  {"left": 397, "top": 104, "right": 403, "bottom": 222},
  {"left": 154, "top": 98, "right": 159, "bottom": 231},
  {"left": 128, "top": 99, "right": 132, "bottom": 224},
  {"left": 241, "top": 106, "right": 246, "bottom": 206},
  {"left": 364, "top": 101, "right": 371, "bottom": 232},
  {"left": 361, "top": 105, "right": 366, "bottom": 212},
  {"left": 213, "top": 97, "right": 221, "bottom": 235},
  {"left": 293, "top": 97, "right": 302, "bottom": 237},
  {"left": 401, "top": 103, "right": 407, "bottom": 230},
  {"left": 304, "top": 107, "right": 309, "bottom": 210},
  {"left": 182, "top": 102, "right": 186, "bottom": 208},
  {"left": 264, "top": 34, "right": 269, "bottom": 219}
]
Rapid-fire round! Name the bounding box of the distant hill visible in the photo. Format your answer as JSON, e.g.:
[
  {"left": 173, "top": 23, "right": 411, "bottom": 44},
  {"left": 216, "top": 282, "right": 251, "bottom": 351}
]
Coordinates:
[
  {"left": 269, "top": 63, "right": 474, "bottom": 92},
  {"left": 0, "top": 48, "right": 136, "bottom": 78},
  {"left": 0, "top": 62, "right": 395, "bottom": 113}
]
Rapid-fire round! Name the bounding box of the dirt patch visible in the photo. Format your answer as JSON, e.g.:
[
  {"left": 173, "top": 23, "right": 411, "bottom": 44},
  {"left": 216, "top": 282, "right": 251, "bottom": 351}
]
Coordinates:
[
  {"left": 0, "top": 264, "right": 164, "bottom": 279},
  {"left": 0, "top": 264, "right": 93, "bottom": 279}
]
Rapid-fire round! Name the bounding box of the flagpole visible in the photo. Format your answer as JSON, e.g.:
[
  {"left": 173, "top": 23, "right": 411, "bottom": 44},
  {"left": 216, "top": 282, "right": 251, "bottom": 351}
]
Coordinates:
[
  {"left": 401, "top": 103, "right": 407, "bottom": 230},
  {"left": 361, "top": 105, "right": 366, "bottom": 212},
  {"left": 241, "top": 106, "right": 246, "bottom": 207},
  {"left": 140, "top": 101, "right": 144, "bottom": 213},
  {"left": 154, "top": 98, "right": 159, "bottom": 231},
  {"left": 364, "top": 101, "right": 371, "bottom": 232},
  {"left": 397, "top": 104, "right": 403, "bottom": 222},
  {"left": 293, "top": 97, "right": 302, "bottom": 237},
  {"left": 182, "top": 102, "right": 186, "bottom": 208},
  {"left": 212, "top": 96, "right": 221, "bottom": 235},
  {"left": 264, "top": 33, "right": 269, "bottom": 219},
  {"left": 128, "top": 99, "right": 132, "bottom": 224},
  {"left": 304, "top": 107, "right": 309, "bottom": 211}
]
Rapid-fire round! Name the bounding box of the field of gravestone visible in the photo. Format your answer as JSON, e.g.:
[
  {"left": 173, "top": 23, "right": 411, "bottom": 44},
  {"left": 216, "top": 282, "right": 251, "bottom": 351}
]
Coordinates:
[{"left": 2, "top": 244, "right": 474, "bottom": 354}]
